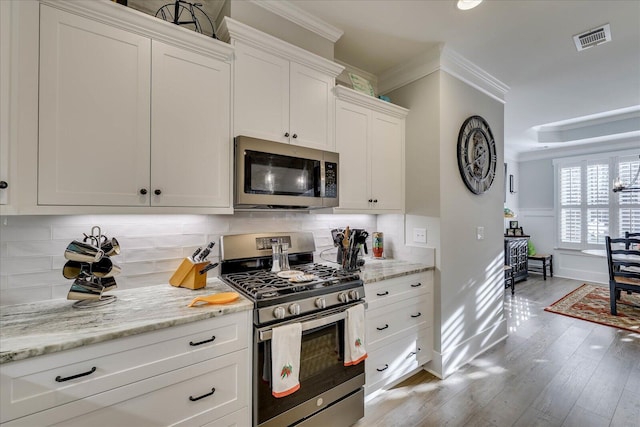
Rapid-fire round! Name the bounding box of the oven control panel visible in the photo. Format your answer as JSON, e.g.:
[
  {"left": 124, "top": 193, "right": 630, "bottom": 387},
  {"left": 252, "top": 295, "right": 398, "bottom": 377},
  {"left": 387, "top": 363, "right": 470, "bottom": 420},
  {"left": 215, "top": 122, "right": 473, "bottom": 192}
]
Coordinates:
[{"left": 257, "top": 285, "right": 365, "bottom": 324}]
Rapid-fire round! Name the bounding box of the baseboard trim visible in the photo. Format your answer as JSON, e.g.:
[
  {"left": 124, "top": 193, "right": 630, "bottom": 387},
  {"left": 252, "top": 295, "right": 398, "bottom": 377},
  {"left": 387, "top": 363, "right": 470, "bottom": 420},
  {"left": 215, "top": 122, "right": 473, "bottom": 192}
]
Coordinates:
[{"left": 426, "top": 318, "right": 508, "bottom": 379}]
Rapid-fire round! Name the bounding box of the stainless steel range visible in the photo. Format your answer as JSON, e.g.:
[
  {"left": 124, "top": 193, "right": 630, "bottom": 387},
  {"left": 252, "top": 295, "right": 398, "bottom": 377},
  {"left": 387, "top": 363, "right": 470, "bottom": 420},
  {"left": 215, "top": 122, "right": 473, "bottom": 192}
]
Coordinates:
[{"left": 220, "top": 232, "right": 365, "bottom": 427}]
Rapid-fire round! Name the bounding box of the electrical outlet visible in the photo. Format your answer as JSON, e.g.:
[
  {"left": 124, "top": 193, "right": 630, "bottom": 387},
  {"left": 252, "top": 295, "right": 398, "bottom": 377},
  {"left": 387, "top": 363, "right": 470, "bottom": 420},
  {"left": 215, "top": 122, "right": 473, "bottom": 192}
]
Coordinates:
[
  {"left": 477, "top": 226, "right": 485, "bottom": 240},
  {"left": 413, "top": 228, "right": 427, "bottom": 243}
]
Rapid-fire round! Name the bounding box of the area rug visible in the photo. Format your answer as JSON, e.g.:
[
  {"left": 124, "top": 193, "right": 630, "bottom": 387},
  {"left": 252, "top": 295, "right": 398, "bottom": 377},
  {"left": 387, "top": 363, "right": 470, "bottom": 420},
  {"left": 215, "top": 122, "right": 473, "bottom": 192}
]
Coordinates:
[{"left": 544, "top": 284, "right": 640, "bottom": 332}]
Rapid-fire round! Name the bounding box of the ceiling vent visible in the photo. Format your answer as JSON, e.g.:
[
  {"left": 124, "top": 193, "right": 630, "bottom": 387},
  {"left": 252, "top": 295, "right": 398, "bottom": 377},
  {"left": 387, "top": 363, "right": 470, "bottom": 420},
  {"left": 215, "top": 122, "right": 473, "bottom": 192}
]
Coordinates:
[{"left": 573, "top": 24, "right": 611, "bottom": 51}]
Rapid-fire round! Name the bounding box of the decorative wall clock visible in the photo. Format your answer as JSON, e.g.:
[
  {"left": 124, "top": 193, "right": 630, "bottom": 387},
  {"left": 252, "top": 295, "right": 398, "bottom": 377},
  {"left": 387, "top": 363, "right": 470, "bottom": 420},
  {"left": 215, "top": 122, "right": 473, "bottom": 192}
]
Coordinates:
[{"left": 457, "top": 115, "right": 497, "bottom": 195}]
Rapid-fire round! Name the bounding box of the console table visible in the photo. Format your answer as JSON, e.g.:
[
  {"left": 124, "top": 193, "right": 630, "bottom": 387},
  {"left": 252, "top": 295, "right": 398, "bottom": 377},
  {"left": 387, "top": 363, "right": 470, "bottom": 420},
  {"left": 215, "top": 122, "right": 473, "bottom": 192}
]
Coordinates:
[{"left": 504, "top": 236, "right": 530, "bottom": 283}]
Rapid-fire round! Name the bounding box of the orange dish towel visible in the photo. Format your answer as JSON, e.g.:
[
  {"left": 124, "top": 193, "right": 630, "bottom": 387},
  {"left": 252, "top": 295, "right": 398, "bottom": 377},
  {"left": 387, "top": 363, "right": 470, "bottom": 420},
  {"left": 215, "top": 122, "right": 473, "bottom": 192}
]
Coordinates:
[
  {"left": 271, "top": 322, "right": 302, "bottom": 398},
  {"left": 344, "top": 304, "right": 368, "bottom": 366}
]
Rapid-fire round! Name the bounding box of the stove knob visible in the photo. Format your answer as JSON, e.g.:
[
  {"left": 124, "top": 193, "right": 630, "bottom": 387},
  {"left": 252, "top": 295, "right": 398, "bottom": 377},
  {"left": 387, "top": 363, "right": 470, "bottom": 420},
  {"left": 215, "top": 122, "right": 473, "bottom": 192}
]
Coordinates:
[
  {"left": 315, "top": 298, "right": 326, "bottom": 309},
  {"left": 288, "top": 303, "right": 301, "bottom": 315},
  {"left": 273, "top": 306, "right": 286, "bottom": 319},
  {"left": 338, "top": 292, "right": 349, "bottom": 303},
  {"left": 349, "top": 290, "right": 360, "bottom": 301}
]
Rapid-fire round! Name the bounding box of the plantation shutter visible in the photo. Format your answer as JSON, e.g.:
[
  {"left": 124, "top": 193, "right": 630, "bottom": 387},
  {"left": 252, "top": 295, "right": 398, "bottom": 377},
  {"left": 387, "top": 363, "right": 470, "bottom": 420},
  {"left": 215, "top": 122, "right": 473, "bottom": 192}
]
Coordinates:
[
  {"left": 560, "top": 166, "right": 581, "bottom": 244},
  {"left": 586, "top": 162, "right": 609, "bottom": 244}
]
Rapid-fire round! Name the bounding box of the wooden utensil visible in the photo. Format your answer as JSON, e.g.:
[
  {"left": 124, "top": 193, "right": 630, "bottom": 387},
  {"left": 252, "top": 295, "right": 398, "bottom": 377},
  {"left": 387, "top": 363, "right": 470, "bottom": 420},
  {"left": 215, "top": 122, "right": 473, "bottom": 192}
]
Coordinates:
[{"left": 187, "top": 292, "right": 240, "bottom": 307}]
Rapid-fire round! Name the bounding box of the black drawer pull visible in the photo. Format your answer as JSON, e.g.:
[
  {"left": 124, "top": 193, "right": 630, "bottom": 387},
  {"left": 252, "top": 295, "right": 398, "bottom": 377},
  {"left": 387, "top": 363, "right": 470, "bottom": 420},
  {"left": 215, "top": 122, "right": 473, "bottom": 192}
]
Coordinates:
[
  {"left": 376, "top": 324, "right": 389, "bottom": 331},
  {"left": 411, "top": 282, "right": 422, "bottom": 288},
  {"left": 55, "top": 366, "right": 96, "bottom": 382},
  {"left": 411, "top": 312, "right": 422, "bottom": 318},
  {"left": 189, "top": 335, "right": 216, "bottom": 346},
  {"left": 376, "top": 364, "right": 389, "bottom": 372},
  {"left": 189, "top": 387, "right": 216, "bottom": 402},
  {"left": 376, "top": 291, "right": 389, "bottom": 296},
  {"left": 409, "top": 348, "right": 422, "bottom": 357}
]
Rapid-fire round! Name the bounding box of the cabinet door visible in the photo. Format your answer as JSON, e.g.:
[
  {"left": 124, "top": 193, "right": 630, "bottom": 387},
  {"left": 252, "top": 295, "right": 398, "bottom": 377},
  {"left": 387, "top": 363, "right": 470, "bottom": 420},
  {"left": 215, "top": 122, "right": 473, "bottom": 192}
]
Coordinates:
[
  {"left": 0, "top": 0, "right": 11, "bottom": 205},
  {"left": 233, "top": 43, "right": 289, "bottom": 143},
  {"left": 38, "top": 5, "right": 151, "bottom": 206},
  {"left": 151, "top": 41, "right": 231, "bottom": 207},
  {"left": 335, "top": 100, "right": 370, "bottom": 210},
  {"left": 370, "top": 112, "right": 404, "bottom": 211},
  {"left": 290, "top": 62, "right": 334, "bottom": 150}
]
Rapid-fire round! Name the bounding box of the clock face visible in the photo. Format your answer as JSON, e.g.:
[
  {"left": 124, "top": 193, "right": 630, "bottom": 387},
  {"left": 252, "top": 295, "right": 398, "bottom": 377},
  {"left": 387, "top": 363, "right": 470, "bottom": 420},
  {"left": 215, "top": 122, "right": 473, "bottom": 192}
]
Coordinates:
[{"left": 457, "top": 115, "right": 497, "bottom": 195}]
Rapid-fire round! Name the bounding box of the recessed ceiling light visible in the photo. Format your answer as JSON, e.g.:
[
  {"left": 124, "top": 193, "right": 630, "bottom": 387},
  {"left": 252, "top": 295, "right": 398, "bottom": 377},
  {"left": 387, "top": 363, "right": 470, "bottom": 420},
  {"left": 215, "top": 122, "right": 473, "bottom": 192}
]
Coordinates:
[{"left": 457, "top": 0, "right": 483, "bottom": 10}]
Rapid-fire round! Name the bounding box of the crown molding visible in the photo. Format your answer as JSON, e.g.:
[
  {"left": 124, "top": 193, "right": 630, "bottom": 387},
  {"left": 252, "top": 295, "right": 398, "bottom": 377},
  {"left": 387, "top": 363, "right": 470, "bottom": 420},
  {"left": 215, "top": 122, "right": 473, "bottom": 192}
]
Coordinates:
[
  {"left": 248, "top": 0, "right": 344, "bottom": 43},
  {"left": 378, "top": 44, "right": 509, "bottom": 104},
  {"left": 334, "top": 86, "right": 408, "bottom": 118},
  {"left": 40, "top": 0, "right": 234, "bottom": 61},
  {"left": 219, "top": 17, "right": 344, "bottom": 77}
]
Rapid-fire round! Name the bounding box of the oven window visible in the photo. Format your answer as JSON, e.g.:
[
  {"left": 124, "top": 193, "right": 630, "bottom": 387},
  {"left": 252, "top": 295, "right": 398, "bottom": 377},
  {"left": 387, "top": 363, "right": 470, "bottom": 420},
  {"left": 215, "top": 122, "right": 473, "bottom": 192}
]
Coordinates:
[
  {"left": 257, "top": 320, "right": 364, "bottom": 425},
  {"left": 245, "top": 150, "right": 320, "bottom": 197}
]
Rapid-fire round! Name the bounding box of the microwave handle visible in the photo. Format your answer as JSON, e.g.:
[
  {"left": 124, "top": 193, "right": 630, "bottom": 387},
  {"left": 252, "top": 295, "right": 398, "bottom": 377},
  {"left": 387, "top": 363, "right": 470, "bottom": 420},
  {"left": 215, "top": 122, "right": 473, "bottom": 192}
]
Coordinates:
[
  {"left": 258, "top": 303, "right": 361, "bottom": 342},
  {"left": 320, "top": 160, "right": 326, "bottom": 198}
]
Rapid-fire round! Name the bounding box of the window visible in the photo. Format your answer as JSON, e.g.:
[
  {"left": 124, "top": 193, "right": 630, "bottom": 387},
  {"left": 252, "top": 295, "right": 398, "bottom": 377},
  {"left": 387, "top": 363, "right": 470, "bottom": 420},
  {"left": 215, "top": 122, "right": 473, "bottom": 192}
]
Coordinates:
[{"left": 554, "top": 152, "right": 640, "bottom": 249}]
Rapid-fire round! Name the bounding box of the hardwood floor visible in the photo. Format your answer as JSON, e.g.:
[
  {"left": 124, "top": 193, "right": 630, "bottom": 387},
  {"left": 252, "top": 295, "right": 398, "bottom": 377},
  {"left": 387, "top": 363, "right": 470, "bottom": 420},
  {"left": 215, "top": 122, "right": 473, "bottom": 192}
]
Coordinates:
[{"left": 354, "top": 275, "right": 640, "bottom": 427}]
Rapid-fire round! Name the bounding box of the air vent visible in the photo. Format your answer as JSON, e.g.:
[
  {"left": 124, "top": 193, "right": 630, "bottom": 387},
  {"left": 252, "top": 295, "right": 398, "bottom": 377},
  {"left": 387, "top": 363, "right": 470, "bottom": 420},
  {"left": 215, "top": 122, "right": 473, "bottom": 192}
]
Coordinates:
[{"left": 573, "top": 24, "right": 611, "bottom": 51}]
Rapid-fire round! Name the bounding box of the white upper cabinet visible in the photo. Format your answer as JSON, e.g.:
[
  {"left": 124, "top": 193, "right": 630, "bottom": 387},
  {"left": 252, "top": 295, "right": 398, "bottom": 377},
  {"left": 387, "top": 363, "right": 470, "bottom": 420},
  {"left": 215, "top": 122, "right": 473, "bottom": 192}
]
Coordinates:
[
  {"left": 0, "top": 1, "right": 13, "bottom": 207},
  {"left": 151, "top": 41, "right": 231, "bottom": 208},
  {"left": 334, "top": 86, "right": 408, "bottom": 213},
  {"left": 219, "top": 17, "right": 343, "bottom": 151},
  {"left": 32, "top": 1, "right": 233, "bottom": 212},
  {"left": 38, "top": 4, "right": 151, "bottom": 206}
]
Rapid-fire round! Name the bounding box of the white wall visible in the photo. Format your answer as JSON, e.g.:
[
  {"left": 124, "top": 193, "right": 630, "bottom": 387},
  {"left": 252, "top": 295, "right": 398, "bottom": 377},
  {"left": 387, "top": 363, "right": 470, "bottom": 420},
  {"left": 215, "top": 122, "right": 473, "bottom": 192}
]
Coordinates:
[
  {"left": 388, "top": 70, "right": 507, "bottom": 378},
  {"left": 0, "top": 213, "right": 377, "bottom": 305}
]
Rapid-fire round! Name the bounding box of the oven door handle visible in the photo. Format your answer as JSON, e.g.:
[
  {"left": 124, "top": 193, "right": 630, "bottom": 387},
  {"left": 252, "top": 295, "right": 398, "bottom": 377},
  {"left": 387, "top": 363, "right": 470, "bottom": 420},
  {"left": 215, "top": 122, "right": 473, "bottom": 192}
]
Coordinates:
[{"left": 258, "top": 308, "right": 351, "bottom": 342}]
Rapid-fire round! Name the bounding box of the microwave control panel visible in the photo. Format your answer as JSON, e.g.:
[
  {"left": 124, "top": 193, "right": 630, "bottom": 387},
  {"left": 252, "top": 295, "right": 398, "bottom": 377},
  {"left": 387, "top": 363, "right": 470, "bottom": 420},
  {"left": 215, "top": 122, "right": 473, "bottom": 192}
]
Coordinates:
[{"left": 325, "top": 162, "right": 338, "bottom": 198}]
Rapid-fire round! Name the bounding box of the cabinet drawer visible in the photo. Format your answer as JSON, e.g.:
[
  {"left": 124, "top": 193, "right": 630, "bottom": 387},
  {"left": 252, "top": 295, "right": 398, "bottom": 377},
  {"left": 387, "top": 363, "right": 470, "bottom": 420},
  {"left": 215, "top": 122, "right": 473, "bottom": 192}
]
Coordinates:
[
  {"left": 365, "top": 272, "right": 432, "bottom": 311},
  {"left": 366, "top": 298, "right": 427, "bottom": 350},
  {"left": 202, "top": 407, "right": 250, "bottom": 427},
  {"left": 4, "top": 349, "right": 248, "bottom": 427},
  {"left": 0, "top": 311, "right": 249, "bottom": 423},
  {"left": 365, "top": 329, "right": 427, "bottom": 396}
]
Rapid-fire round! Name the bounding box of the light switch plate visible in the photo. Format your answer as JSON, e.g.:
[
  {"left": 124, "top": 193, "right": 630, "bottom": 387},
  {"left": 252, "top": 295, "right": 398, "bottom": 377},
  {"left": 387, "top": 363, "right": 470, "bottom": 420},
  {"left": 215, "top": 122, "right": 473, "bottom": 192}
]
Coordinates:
[{"left": 476, "top": 226, "right": 485, "bottom": 240}]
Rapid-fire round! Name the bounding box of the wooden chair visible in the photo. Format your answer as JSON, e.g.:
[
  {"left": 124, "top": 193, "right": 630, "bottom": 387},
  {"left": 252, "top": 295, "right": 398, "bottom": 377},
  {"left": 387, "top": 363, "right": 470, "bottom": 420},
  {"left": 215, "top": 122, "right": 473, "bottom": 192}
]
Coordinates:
[
  {"left": 527, "top": 253, "right": 553, "bottom": 280},
  {"left": 604, "top": 236, "right": 640, "bottom": 315}
]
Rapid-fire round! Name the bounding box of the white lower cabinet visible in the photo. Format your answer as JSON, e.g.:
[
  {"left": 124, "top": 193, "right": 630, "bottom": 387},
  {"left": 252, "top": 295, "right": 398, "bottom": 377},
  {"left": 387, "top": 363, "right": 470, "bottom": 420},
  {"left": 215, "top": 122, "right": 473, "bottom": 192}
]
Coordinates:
[
  {"left": 364, "top": 272, "right": 433, "bottom": 396},
  {"left": 0, "top": 311, "right": 252, "bottom": 426}
]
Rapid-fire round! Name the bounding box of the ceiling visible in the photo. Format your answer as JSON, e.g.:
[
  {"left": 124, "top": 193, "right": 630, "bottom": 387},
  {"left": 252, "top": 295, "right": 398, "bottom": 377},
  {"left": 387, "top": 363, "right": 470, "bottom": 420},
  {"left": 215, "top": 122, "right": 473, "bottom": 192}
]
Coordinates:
[
  {"left": 129, "top": 0, "right": 640, "bottom": 159},
  {"left": 287, "top": 0, "right": 640, "bottom": 158}
]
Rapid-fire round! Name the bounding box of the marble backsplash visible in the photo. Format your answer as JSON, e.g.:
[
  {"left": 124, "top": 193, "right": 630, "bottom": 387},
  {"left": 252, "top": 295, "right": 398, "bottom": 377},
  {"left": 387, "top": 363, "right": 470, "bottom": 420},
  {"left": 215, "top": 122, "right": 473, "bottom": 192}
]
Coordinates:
[{"left": 0, "top": 213, "right": 387, "bottom": 305}]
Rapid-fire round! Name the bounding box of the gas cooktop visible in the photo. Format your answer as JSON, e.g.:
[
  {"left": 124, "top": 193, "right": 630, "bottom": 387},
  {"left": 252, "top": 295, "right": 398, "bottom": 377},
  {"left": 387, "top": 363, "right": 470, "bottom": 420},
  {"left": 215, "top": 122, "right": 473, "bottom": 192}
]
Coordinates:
[{"left": 221, "top": 263, "right": 360, "bottom": 301}]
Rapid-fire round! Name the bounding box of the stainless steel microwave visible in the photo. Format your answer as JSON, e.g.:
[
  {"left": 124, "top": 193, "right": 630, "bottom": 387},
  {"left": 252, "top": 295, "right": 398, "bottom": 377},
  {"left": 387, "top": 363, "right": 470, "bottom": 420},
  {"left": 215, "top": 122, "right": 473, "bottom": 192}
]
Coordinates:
[{"left": 234, "top": 136, "right": 339, "bottom": 210}]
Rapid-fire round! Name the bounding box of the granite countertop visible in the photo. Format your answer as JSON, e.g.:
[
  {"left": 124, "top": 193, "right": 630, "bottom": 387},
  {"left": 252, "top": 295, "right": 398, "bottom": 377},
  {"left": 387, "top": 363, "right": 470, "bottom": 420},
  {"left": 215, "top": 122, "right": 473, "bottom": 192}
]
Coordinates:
[
  {"left": 0, "top": 279, "right": 253, "bottom": 364},
  {"left": 359, "top": 258, "right": 433, "bottom": 284}
]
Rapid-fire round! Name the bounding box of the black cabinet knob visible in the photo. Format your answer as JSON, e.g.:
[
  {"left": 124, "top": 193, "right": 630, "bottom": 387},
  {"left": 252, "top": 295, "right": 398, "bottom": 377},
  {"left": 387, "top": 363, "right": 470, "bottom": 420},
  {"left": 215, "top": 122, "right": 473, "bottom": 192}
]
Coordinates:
[
  {"left": 373, "top": 199, "right": 378, "bottom": 203},
  {"left": 139, "top": 188, "right": 148, "bottom": 195},
  {"left": 368, "top": 199, "right": 373, "bottom": 203},
  {"left": 292, "top": 134, "right": 297, "bottom": 139},
  {"left": 154, "top": 189, "right": 162, "bottom": 195},
  {"left": 284, "top": 132, "right": 290, "bottom": 137},
  {"left": 0, "top": 181, "right": 7, "bottom": 189}
]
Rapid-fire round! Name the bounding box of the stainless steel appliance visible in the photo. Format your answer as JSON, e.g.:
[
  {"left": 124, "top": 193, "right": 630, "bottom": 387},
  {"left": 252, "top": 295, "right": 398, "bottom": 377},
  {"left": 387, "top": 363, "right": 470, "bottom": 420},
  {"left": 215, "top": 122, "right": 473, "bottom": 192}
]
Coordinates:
[
  {"left": 234, "top": 136, "right": 339, "bottom": 210},
  {"left": 219, "top": 232, "right": 365, "bottom": 427}
]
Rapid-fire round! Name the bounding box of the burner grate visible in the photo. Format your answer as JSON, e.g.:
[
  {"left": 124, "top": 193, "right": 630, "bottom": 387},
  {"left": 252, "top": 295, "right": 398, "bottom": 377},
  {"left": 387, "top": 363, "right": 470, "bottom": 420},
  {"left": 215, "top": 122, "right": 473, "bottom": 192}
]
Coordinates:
[{"left": 222, "top": 263, "right": 360, "bottom": 300}]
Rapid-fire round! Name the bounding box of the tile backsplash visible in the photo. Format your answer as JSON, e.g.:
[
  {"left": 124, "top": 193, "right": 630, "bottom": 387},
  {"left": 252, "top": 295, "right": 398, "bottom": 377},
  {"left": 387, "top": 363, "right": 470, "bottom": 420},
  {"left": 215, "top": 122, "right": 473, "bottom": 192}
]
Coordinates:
[{"left": 0, "top": 213, "right": 380, "bottom": 305}]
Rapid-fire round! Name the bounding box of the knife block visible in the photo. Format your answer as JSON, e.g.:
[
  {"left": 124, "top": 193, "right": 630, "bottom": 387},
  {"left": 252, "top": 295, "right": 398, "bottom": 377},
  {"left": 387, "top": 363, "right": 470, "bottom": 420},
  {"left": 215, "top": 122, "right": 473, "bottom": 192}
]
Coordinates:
[{"left": 169, "top": 258, "right": 209, "bottom": 290}]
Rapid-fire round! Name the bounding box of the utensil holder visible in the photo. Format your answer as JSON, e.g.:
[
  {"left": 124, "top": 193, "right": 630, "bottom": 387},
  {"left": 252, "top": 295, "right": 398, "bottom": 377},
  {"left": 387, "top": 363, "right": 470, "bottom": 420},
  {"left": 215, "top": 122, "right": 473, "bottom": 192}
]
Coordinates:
[{"left": 169, "top": 258, "right": 209, "bottom": 290}]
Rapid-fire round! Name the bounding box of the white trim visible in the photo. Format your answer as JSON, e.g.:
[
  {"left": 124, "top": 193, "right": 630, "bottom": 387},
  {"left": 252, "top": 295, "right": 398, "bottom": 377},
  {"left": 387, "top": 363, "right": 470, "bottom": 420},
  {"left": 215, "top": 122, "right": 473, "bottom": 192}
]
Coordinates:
[
  {"left": 218, "top": 16, "right": 344, "bottom": 77},
  {"left": 334, "top": 86, "right": 408, "bottom": 118},
  {"left": 40, "top": 0, "right": 234, "bottom": 61},
  {"left": 377, "top": 45, "right": 509, "bottom": 103},
  {"left": 426, "top": 318, "right": 507, "bottom": 379},
  {"left": 518, "top": 139, "right": 640, "bottom": 162},
  {"left": 248, "top": 0, "right": 344, "bottom": 43}
]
